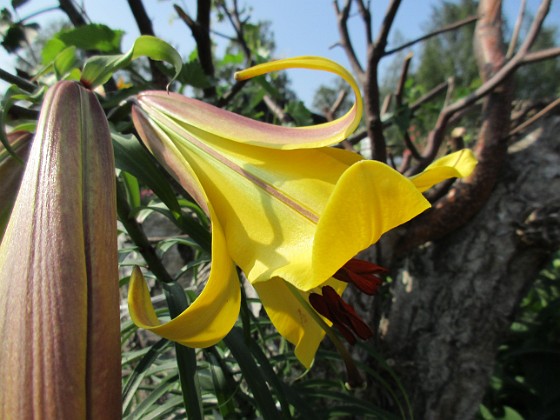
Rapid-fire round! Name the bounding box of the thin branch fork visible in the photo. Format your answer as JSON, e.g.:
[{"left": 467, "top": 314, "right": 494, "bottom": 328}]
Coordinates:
[
  {"left": 506, "top": 0, "right": 526, "bottom": 58},
  {"left": 414, "top": 0, "right": 552, "bottom": 170},
  {"left": 398, "top": 0, "right": 555, "bottom": 255},
  {"left": 333, "top": 0, "right": 365, "bottom": 80}
]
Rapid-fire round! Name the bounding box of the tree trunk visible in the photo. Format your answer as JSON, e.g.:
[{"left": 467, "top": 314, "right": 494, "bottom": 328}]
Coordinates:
[{"left": 379, "top": 116, "right": 560, "bottom": 419}]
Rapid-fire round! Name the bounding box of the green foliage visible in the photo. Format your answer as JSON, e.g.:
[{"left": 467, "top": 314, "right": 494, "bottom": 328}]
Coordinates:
[
  {"left": 481, "top": 252, "right": 560, "bottom": 420},
  {"left": 53, "top": 24, "right": 124, "bottom": 54},
  {"left": 415, "top": 0, "right": 479, "bottom": 92},
  {"left": 0, "top": 7, "right": 38, "bottom": 54}
]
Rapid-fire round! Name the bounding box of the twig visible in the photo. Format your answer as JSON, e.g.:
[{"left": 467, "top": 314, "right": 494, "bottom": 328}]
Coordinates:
[
  {"left": 412, "top": 0, "right": 552, "bottom": 171},
  {"left": 395, "top": 52, "right": 413, "bottom": 105},
  {"left": 216, "top": 79, "right": 247, "bottom": 108},
  {"left": 398, "top": 0, "right": 516, "bottom": 254},
  {"left": 365, "top": 0, "right": 402, "bottom": 162},
  {"left": 174, "top": 3, "right": 216, "bottom": 97},
  {"left": 356, "top": 0, "right": 373, "bottom": 46},
  {"left": 58, "top": 0, "right": 88, "bottom": 26},
  {"left": 333, "top": 0, "right": 365, "bottom": 80},
  {"left": 218, "top": 0, "right": 253, "bottom": 64},
  {"left": 522, "top": 47, "right": 560, "bottom": 64},
  {"left": 409, "top": 80, "right": 449, "bottom": 113},
  {"left": 0, "top": 68, "right": 37, "bottom": 92},
  {"left": 385, "top": 15, "right": 478, "bottom": 56},
  {"left": 263, "top": 95, "right": 293, "bottom": 124},
  {"left": 326, "top": 89, "right": 348, "bottom": 121},
  {"left": 508, "top": 96, "right": 560, "bottom": 138},
  {"left": 506, "top": 0, "right": 526, "bottom": 58}
]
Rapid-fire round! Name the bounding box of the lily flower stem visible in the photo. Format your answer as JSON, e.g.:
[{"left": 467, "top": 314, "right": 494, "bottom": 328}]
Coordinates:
[
  {"left": 284, "top": 283, "right": 364, "bottom": 387},
  {"left": 116, "top": 179, "right": 174, "bottom": 283}
]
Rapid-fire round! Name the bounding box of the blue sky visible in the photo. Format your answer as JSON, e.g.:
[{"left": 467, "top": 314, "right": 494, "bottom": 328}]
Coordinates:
[{"left": 3, "top": 0, "right": 559, "bottom": 108}]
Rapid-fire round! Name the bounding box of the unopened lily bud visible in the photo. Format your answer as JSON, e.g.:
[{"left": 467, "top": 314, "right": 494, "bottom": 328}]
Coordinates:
[{"left": 0, "top": 81, "right": 121, "bottom": 419}]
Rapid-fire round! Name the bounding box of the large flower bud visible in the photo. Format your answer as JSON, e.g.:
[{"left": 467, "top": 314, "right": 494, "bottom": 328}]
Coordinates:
[{"left": 0, "top": 81, "right": 121, "bottom": 419}]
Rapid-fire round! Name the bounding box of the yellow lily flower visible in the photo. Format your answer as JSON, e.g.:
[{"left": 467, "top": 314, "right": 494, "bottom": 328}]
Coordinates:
[
  {"left": 128, "top": 56, "right": 476, "bottom": 367},
  {"left": 0, "top": 81, "right": 121, "bottom": 418}
]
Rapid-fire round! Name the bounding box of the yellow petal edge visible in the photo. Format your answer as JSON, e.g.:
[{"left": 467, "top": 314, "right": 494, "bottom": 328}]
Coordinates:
[{"left": 128, "top": 207, "right": 240, "bottom": 348}]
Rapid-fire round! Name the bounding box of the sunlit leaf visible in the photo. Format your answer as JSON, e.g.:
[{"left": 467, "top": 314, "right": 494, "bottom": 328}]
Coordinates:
[{"left": 81, "top": 35, "right": 182, "bottom": 89}]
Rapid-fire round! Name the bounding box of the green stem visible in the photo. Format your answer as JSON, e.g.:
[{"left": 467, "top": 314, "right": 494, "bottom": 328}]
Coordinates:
[{"left": 116, "top": 179, "right": 174, "bottom": 283}]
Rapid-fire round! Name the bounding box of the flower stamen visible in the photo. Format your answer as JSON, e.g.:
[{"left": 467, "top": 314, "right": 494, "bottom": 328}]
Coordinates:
[
  {"left": 334, "top": 258, "right": 388, "bottom": 295},
  {"left": 309, "top": 285, "right": 373, "bottom": 345}
]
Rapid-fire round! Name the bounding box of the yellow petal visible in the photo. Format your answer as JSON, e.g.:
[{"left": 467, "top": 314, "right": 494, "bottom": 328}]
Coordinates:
[
  {"left": 137, "top": 56, "right": 362, "bottom": 150},
  {"left": 311, "top": 161, "right": 431, "bottom": 289},
  {"left": 254, "top": 277, "right": 346, "bottom": 368},
  {"left": 410, "top": 149, "right": 477, "bottom": 192},
  {"left": 128, "top": 208, "right": 241, "bottom": 347}
]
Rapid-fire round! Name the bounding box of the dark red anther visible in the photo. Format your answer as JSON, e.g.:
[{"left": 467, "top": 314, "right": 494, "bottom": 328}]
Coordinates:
[
  {"left": 309, "top": 285, "right": 373, "bottom": 345},
  {"left": 333, "top": 258, "right": 388, "bottom": 295}
]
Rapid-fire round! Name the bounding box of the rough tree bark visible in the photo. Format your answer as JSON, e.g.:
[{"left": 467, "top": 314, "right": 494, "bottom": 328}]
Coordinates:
[{"left": 378, "top": 116, "right": 560, "bottom": 419}]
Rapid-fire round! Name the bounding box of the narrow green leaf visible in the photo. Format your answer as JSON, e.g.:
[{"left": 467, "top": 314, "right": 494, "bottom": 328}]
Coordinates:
[
  {"left": 224, "top": 328, "right": 283, "bottom": 420},
  {"left": 112, "top": 132, "right": 180, "bottom": 213},
  {"left": 207, "top": 350, "right": 238, "bottom": 418},
  {"left": 122, "top": 338, "right": 171, "bottom": 413},
  {"left": 164, "top": 282, "right": 204, "bottom": 420},
  {"left": 121, "top": 171, "right": 141, "bottom": 210},
  {"left": 127, "top": 373, "right": 180, "bottom": 419}
]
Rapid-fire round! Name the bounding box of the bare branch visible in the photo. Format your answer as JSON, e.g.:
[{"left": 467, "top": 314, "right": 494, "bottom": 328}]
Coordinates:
[
  {"left": 326, "top": 89, "right": 348, "bottom": 121},
  {"left": 218, "top": 0, "right": 253, "bottom": 64},
  {"left": 58, "top": 0, "right": 88, "bottom": 26},
  {"left": 508, "top": 96, "right": 560, "bottom": 138},
  {"left": 385, "top": 15, "right": 478, "bottom": 57},
  {"left": 506, "top": 0, "right": 526, "bottom": 58},
  {"left": 413, "top": 0, "right": 552, "bottom": 169},
  {"left": 395, "top": 52, "right": 413, "bottom": 105},
  {"left": 398, "top": 0, "right": 514, "bottom": 254},
  {"left": 373, "top": 0, "right": 402, "bottom": 53},
  {"left": 263, "top": 95, "right": 294, "bottom": 124},
  {"left": 409, "top": 80, "right": 449, "bottom": 113},
  {"left": 333, "top": 0, "right": 365, "bottom": 80},
  {"left": 355, "top": 0, "right": 373, "bottom": 45},
  {"left": 216, "top": 79, "right": 248, "bottom": 108},
  {"left": 174, "top": 2, "right": 216, "bottom": 97},
  {"left": 361, "top": 0, "right": 402, "bottom": 162},
  {"left": 522, "top": 46, "right": 560, "bottom": 64}
]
